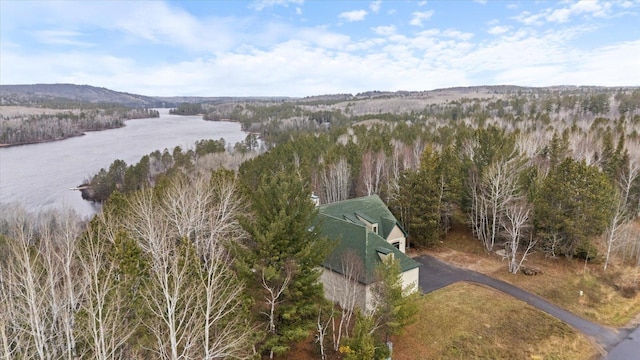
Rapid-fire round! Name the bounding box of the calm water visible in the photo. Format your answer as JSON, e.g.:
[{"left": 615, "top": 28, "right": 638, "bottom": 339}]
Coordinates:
[{"left": 0, "top": 109, "right": 247, "bottom": 218}]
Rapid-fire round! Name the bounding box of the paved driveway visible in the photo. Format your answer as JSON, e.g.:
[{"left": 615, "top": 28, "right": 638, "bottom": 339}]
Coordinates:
[{"left": 414, "top": 254, "right": 634, "bottom": 355}]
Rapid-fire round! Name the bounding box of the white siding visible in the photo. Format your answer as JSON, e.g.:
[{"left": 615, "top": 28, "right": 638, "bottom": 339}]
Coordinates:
[
  {"left": 401, "top": 267, "right": 420, "bottom": 293},
  {"left": 320, "top": 268, "right": 368, "bottom": 310},
  {"left": 387, "top": 225, "right": 406, "bottom": 253},
  {"left": 321, "top": 266, "right": 420, "bottom": 312}
]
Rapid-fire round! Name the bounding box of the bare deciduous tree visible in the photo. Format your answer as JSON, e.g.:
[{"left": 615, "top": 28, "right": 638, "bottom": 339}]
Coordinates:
[
  {"left": 330, "top": 251, "right": 364, "bottom": 351},
  {"left": 358, "top": 151, "right": 386, "bottom": 196},
  {"left": 501, "top": 199, "right": 536, "bottom": 274},
  {"left": 322, "top": 157, "right": 351, "bottom": 204},
  {"left": 79, "top": 215, "right": 135, "bottom": 360},
  {"left": 471, "top": 158, "right": 523, "bottom": 252},
  {"left": 0, "top": 208, "right": 84, "bottom": 360},
  {"left": 125, "top": 173, "right": 255, "bottom": 360},
  {"left": 261, "top": 264, "right": 293, "bottom": 359}
]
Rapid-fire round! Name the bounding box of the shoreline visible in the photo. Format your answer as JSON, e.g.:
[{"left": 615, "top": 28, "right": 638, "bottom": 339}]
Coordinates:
[
  {"left": 0, "top": 123, "right": 129, "bottom": 148},
  {"left": 0, "top": 133, "right": 87, "bottom": 148}
]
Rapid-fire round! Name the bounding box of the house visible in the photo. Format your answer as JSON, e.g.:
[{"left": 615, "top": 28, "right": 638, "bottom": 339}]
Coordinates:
[{"left": 315, "top": 195, "right": 420, "bottom": 311}]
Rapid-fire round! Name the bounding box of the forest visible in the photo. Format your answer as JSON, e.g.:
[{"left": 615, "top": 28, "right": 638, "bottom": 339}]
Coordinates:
[
  {"left": 0, "top": 107, "right": 159, "bottom": 146},
  {"left": 1, "top": 86, "right": 640, "bottom": 359}
]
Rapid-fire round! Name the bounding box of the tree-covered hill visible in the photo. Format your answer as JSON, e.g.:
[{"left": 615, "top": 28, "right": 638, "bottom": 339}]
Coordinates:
[{"left": 0, "top": 84, "right": 163, "bottom": 108}]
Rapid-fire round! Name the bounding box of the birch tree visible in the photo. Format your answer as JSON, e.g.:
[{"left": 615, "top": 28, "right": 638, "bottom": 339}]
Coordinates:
[
  {"left": 501, "top": 199, "right": 536, "bottom": 274},
  {"left": 472, "top": 158, "right": 523, "bottom": 252},
  {"left": 332, "top": 251, "right": 364, "bottom": 351},
  {"left": 358, "top": 151, "right": 386, "bottom": 197},
  {"left": 125, "top": 172, "right": 255, "bottom": 359},
  {"left": 0, "top": 208, "right": 84, "bottom": 360},
  {"left": 322, "top": 157, "right": 351, "bottom": 204},
  {"left": 78, "top": 216, "right": 136, "bottom": 360}
]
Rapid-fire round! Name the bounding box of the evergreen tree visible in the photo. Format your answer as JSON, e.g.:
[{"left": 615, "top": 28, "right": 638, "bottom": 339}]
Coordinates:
[
  {"left": 239, "top": 169, "right": 332, "bottom": 358},
  {"left": 533, "top": 158, "right": 615, "bottom": 258},
  {"left": 371, "top": 257, "right": 419, "bottom": 342},
  {"left": 342, "top": 313, "right": 377, "bottom": 360},
  {"left": 395, "top": 148, "right": 440, "bottom": 248}
]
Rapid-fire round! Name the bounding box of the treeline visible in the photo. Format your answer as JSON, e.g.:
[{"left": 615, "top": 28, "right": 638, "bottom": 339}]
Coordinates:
[
  {"left": 169, "top": 102, "right": 203, "bottom": 115},
  {"left": 82, "top": 138, "right": 228, "bottom": 202},
  {"left": 81, "top": 136, "right": 262, "bottom": 202},
  {"left": 196, "top": 88, "right": 640, "bottom": 148},
  {"left": 0, "top": 108, "right": 159, "bottom": 146}
]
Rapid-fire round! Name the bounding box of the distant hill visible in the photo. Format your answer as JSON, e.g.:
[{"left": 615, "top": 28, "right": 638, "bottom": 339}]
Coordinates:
[
  {"left": 2, "top": 83, "right": 636, "bottom": 110},
  {"left": 0, "top": 84, "right": 166, "bottom": 108},
  {"left": 0, "top": 84, "right": 294, "bottom": 108}
]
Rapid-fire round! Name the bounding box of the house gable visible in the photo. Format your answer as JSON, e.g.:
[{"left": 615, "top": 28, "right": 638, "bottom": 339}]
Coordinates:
[{"left": 316, "top": 196, "right": 419, "bottom": 286}]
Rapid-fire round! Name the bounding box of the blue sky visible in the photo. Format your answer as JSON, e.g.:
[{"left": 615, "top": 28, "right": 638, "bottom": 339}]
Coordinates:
[{"left": 1, "top": 0, "right": 639, "bottom": 96}]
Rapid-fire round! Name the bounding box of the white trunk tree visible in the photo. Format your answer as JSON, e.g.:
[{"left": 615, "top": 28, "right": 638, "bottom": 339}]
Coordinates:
[
  {"left": 331, "top": 251, "right": 364, "bottom": 351},
  {"left": 359, "top": 151, "right": 386, "bottom": 196},
  {"left": 262, "top": 265, "right": 292, "bottom": 359},
  {"left": 78, "top": 216, "right": 135, "bottom": 360},
  {"left": 322, "top": 157, "right": 351, "bottom": 204},
  {"left": 125, "top": 173, "right": 254, "bottom": 360},
  {"left": 471, "top": 158, "right": 523, "bottom": 252},
  {"left": 501, "top": 199, "right": 535, "bottom": 274}
]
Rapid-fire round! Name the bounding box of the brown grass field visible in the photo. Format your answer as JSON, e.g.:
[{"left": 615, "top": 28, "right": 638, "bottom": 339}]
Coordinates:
[
  {"left": 391, "top": 283, "right": 599, "bottom": 360},
  {"left": 428, "top": 223, "right": 640, "bottom": 328}
]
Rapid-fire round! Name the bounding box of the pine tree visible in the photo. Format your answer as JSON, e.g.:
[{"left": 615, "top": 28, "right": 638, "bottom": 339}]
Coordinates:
[
  {"left": 343, "top": 313, "right": 377, "bottom": 360},
  {"left": 239, "top": 169, "right": 332, "bottom": 358},
  {"left": 533, "top": 158, "right": 615, "bottom": 258},
  {"left": 371, "top": 257, "right": 419, "bottom": 343},
  {"left": 395, "top": 146, "right": 442, "bottom": 248}
]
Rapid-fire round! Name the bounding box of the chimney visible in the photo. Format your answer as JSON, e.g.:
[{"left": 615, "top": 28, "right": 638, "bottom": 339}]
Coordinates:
[{"left": 310, "top": 194, "right": 320, "bottom": 207}]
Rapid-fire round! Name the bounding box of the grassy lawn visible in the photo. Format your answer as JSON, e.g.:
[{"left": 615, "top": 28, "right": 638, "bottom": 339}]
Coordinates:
[
  {"left": 427, "top": 223, "right": 640, "bottom": 327},
  {"left": 391, "top": 282, "right": 599, "bottom": 360}
]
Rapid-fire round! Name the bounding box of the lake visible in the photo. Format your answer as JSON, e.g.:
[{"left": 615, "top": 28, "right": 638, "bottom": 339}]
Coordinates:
[{"left": 0, "top": 109, "right": 247, "bottom": 218}]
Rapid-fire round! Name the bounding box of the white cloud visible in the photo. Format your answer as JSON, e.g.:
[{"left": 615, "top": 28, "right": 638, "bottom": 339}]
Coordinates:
[
  {"left": 418, "top": 1, "right": 427, "bottom": 6},
  {"left": 442, "top": 29, "right": 474, "bottom": 40},
  {"left": 2, "top": 0, "right": 639, "bottom": 96},
  {"left": 339, "top": 9, "right": 368, "bottom": 22},
  {"left": 546, "top": 8, "right": 573, "bottom": 23},
  {"left": 296, "top": 7, "right": 302, "bottom": 15},
  {"left": 370, "top": 0, "right": 381, "bottom": 13},
  {"left": 296, "top": 28, "right": 351, "bottom": 49},
  {"left": 487, "top": 25, "right": 509, "bottom": 35},
  {"left": 620, "top": 1, "right": 634, "bottom": 9},
  {"left": 515, "top": 0, "right": 619, "bottom": 25},
  {"left": 512, "top": 11, "right": 544, "bottom": 26},
  {"left": 372, "top": 25, "right": 396, "bottom": 36},
  {"left": 249, "top": 0, "right": 304, "bottom": 11},
  {"left": 410, "top": 10, "right": 434, "bottom": 27},
  {"left": 473, "top": 0, "right": 487, "bottom": 4},
  {"left": 34, "top": 30, "right": 94, "bottom": 47}
]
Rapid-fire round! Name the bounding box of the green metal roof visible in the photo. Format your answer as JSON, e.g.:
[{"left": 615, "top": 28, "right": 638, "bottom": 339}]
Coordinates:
[
  {"left": 316, "top": 196, "right": 420, "bottom": 285},
  {"left": 318, "top": 195, "right": 407, "bottom": 239}
]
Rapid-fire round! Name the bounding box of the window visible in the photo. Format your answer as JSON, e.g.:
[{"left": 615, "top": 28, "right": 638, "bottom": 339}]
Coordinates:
[{"left": 392, "top": 242, "right": 400, "bottom": 249}]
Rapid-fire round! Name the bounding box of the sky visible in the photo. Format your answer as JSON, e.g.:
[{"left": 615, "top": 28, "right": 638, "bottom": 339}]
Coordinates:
[{"left": 1, "top": 0, "right": 639, "bottom": 97}]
